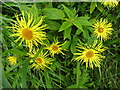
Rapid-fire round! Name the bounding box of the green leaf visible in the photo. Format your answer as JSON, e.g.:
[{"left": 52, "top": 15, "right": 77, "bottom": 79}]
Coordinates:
[
  {"left": 49, "top": 71, "right": 65, "bottom": 82},
  {"left": 59, "top": 21, "right": 72, "bottom": 32},
  {"left": 0, "top": 57, "right": 2, "bottom": 88},
  {"left": 75, "top": 29, "right": 82, "bottom": 35},
  {"left": 67, "top": 84, "right": 77, "bottom": 88},
  {"left": 2, "top": 61, "right": 11, "bottom": 88},
  {"left": 19, "top": 4, "right": 30, "bottom": 12},
  {"left": 6, "top": 61, "right": 23, "bottom": 73},
  {"left": 4, "top": 2, "right": 17, "bottom": 7},
  {"left": 76, "top": 61, "right": 81, "bottom": 88},
  {"left": 29, "top": 4, "right": 38, "bottom": 18},
  {"left": 83, "top": 29, "right": 90, "bottom": 41},
  {"left": 47, "top": 2, "right": 53, "bottom": 8},
  {"left": 2, "top": 49, "right": 26, "bottom": 57},
  {"left": 47, "top": 31, "right": 55, "bottom": 42},
  {"left": 72, "top": 8, "right": 77, "bottom": 17},
  {"left": 44, "top": 20, "right": 60, "bottom": 30},
  {"left": 43, "top": 8, "right": 65, "bottom": 19},
  {"left": 1, "top": 1, "right": 17, "bottom": 12},
  {"left": 70, "top": 36, "right": 78, "bottom": 53},
  {"left": 52, "top": 81, "right": 62, "bottom": 88},
  {"left": 117, "top": 12, "right": 120, "bottom": 19},
  {"left": 90, "top": 2, "right": 96, "bottom": 14},
  {"left": 73, "top": 20, "right": 83, "bottom": 31},
  {"left": 62, "top": 4, "right": 74, "bottom": 18},
  {"left": 44, "top": 70, "right": 52, "bottom": 88},
  {"left": 43, "top": 39, "right": 50, "bottom": 46},
  {"left": 106, "top": 14, "right": 117, "bottom": 22},
  {"left": 0, "top": 31, "right": 2, "bottom": 42},
  {"left": 64, "top": 27, "right": 72, "bottom": 40},
  {"left": 106, "top": 38, "right": 120, "bottom": 45},
  {"left": 78, "top": 70, "right": 89, "bottom": 88},
  {"left": 21, "top": 59, "right": 29, "bottom": 88},
  {"left": 97, "top": 3, "right": 104, "bottom": 12},
  {"left": 2, "top": 70, "right": 11, "bottom": 88},
  {"left": 62, "top": 40, "right": 71, "bottom": 49},
  {"left": 75, "top": 17, "right": 92, "bottom": 26},
  {"left": 86, "top": 27, "right": 94, "bottom": 33}
]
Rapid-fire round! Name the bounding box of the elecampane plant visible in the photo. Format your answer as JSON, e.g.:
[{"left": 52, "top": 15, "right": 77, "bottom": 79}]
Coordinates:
[{"left": 2, "top": 1, "right": 120, "bottom": 89}]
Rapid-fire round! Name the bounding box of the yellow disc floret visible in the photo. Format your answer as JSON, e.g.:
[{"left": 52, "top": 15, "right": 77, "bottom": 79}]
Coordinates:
[
  {"left": 29, "top": 50, "right": 53, "bottom": 70},
  {"left": 74, "top": 40, "right": 106, "bottom": 69},
  {"left": 92, "top": 18, "right": 113, "bottom": 41},
  {"left": 9, "top": 11, "right": 47, "bottom": 52},
  {"left": 45, "top": 39, "right": 65, "bottom": 57}
]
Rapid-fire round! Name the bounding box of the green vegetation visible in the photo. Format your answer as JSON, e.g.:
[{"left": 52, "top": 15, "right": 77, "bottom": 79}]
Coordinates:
[{"left": 1, "top": 1, "right": 120, "bottom": 89}]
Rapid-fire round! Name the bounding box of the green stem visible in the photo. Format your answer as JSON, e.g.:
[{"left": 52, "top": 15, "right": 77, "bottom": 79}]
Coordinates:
[
  {"left": 44, "top": 69, "right": 52, "bottom": 88},
  {"left": 76, "top": 61, "right": 80, "bottom": 88},
  {"left": 99, "top": 67, "right": 102, "bottom": 80}
]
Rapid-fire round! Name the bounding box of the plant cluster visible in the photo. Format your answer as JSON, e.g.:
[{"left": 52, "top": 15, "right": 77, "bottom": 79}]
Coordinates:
[{"left": 1, "top": 1, "right": 120, "bottom": 88}]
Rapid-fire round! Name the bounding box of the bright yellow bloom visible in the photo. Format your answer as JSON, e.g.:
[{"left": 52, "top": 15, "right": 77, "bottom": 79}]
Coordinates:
[
  {"left": 74, "top": 40, "right": 106, "bottom": 69},
  {"left": 101, "top": 0, "right": 118, "bottom": 8},
  {"left": 9, "top": 11, "right": 47, "bottom": 52},
  {"left": 29, "top": 50, "right": 53, "bottom": 70},
  {"left": 45, "top": 39, "right": 65, "bottom": 57},
  {"left": 92, "top": 18, "right": 113, "bottom": 41},
  {"left": 7, "top": 56, "right": 17, "bottom": 65}
]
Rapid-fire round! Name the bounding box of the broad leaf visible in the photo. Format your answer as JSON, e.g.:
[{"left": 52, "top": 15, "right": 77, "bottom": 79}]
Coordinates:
[
  {"left": 70, "top": 36, "right": 78, "bottom": 53},
  {"left": 73, "top": 20, "right": 83, "bottom": 31},
  {"left": 43, "top": 8, "right": 65, "bottom": 19},
  {"left": 62, "top": 4, "right": 74, "bottom": 19},
  {"left": 2, "top": 49, "right": 26, "bottom": 57},
  {"left": 29, "top": 4, "right": 38, "bottom": 18},
  {"left": 64, "top": 27, "right": 72, "bottom": 40},
  {"left": 21, "top": 59, "right": 29, "bottom": 88},
  {"left": 90, "top": 2, "right": 96, "bottom": 14},
  {"left": 62, "top": 40, "right": 71, "bottom": 49},
  {"left": 44, "top": 20, "right": 60, "bottom": 30},
  {"left": 59, "top": 21, "right": 72, "bottom": 32},
  {"left": 75, "top": 29, "right": 82, "bottom": 35},
  {"left": 19, "top": 4, "right": 30, "bottom": 12},
  {"left": 83, "top": 29, "right": 90, "bottom": 41},
  {"left": 67, "top": 84, "right": 77, "bottom": 88},
  {"left": 75, "top": 17, "right": 92, "bottom": 26},
  {"left": 78, "top": 70, "right": 89, "bottom": 88},
  {"left": 2, "top": 62, "right": 11, "bottom": 88},
  {"left": 97, "top": 3, "right": 104, "bottom": 12},
  {"left": 44, "top": 70, "right": 52, "bottom": 88}
]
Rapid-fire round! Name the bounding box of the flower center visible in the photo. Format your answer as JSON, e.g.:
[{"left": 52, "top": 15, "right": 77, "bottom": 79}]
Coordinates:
[
  {"left": 35, "top": 57, "right": 43, "bottom": 64},
  {"left": 22, "top": 28, "right": 33, "bottom": 40},
  {"left": 52, "top": 45, "right": 59, "bottom": 51},
  {"left": 98, "top": 27, "right": 104, "bottom": 33},
  {"left": 86, "top": 51, "right": 94, "bottom": 58}
]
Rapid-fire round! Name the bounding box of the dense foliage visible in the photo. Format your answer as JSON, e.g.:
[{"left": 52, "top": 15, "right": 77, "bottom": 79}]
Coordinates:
[{"left": 1, "top": 1, "right": 120, "bottom": 88}]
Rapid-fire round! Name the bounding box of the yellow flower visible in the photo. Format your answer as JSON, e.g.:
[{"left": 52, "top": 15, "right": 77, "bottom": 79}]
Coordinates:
[
  {"left": 29, "top": 50, "right": 53, "bottom": 70},
  {"left": 101, "top": 0, "right": 118, "bottom": 8},
  {"left": 92, "top": 18, "right": 113, "bottom": 41},
  {"left": 45, "top": 39, "right": 65, "bottom": 57},
  {"left": 74, "top": 40, "right": 106, "bottom": 69},
  {"left": 9, "top": 11, "right": 47, "bottom": 52},
  {"left": 7, "top": 56, "right": 17, "bottom": 65}
]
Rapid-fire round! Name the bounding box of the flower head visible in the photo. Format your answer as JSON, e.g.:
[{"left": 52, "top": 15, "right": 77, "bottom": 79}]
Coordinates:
[
  {"left": 92, "top": 18, "right": 113, "bottom": 41},
  {"left": 101, "top": 0, "right": 118, "bottom": 8},
  {"left": 45, "top": 39, "right": 65, "bottom": 57},
  {"left": 29, "top": 50, "right": 53, "bottom": 70},
  {"left": 9, "top": 11, "right": 47, "bottom": 52},
  {"left": 7, "top": 56, "right": 17, "bottom": 65},
  {"left": 74, "top": 40, "right": 106, "bottom": 69}
]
